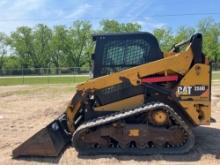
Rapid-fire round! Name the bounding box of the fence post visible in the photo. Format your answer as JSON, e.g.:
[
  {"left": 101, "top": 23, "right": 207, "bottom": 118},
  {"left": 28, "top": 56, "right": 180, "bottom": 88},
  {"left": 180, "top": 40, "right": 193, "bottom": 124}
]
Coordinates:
[
  {"left": 22, "top": 67, "right": 24, "bottom": 85},
  {"left": 74, "top": 67, "right": 76, "bottom": 83},
  {"left": 47, "top": 67, "right": 49, "bottom": 85}
]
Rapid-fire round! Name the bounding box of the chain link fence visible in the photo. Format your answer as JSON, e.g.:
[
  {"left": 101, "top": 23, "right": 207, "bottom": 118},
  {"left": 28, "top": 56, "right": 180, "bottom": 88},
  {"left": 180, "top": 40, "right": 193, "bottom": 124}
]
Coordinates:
[
  {"left": 212, "top": 62, "right": 220, "bottom": 71},
  {"left": 0, "top": 64, "right": 219, "bottom": 86},
  {"left": 0, "top": 67, "right": 91, "bottom": 85},
  {"left": 0, "top": 67, "right": 90, "bottom": 76},
  {"left": 1, "top": 63, "right": 219, "bottom": 77}
]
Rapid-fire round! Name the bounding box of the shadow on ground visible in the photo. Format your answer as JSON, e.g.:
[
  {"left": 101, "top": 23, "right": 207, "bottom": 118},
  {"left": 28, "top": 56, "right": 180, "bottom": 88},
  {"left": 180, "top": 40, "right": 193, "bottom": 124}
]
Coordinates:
[
  {"left": 14, "top": 126, "right": 220, "bottom": 163},
  {"left": 12, "top": 150, "right": 64, "bottom": 164}
]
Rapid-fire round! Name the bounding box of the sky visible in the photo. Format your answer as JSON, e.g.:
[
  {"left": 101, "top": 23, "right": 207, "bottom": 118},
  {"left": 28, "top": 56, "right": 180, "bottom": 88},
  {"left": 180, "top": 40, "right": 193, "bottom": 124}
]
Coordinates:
[{"left": 0, "top": 0, "right": 220, "bottom": 34}]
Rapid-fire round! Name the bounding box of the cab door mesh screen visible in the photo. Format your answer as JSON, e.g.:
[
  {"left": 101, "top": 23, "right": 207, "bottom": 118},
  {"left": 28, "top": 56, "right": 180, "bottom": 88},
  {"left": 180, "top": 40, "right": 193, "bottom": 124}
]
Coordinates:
[{"left": 101, "top": 39, "right": 150, "bottom": 75}]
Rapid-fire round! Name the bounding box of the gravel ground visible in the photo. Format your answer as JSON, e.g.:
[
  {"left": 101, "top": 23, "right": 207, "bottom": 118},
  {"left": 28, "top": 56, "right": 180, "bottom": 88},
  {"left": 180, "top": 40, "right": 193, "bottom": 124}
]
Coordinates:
[{"left": 0, "top": 83, "right": 220, "bottom": 165}]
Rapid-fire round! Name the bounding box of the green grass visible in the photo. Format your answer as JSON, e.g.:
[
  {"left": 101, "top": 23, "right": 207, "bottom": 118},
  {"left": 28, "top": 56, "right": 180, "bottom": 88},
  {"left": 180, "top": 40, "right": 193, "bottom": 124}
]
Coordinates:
[{"left": 0, "top": 75, "right": 89, "bottom": 86}]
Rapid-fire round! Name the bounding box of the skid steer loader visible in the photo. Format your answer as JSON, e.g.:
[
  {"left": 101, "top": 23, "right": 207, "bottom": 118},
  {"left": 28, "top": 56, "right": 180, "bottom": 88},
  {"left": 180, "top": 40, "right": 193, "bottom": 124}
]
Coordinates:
[{"left": 13, "top": 32, "right": 211, "bottom": 157}]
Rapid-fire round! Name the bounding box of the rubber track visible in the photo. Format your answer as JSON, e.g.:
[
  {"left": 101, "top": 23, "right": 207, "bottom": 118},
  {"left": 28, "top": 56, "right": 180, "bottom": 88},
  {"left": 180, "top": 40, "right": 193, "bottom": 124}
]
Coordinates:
[{"left": 72, "top": 102, "right": 195, "bottom": 155}]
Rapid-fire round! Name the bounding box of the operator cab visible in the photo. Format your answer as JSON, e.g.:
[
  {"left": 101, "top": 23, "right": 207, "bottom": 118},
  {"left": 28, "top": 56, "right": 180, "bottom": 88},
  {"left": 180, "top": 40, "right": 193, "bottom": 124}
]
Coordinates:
[{"left": 92, "top": 32, "right": 163, "bottom": 78}]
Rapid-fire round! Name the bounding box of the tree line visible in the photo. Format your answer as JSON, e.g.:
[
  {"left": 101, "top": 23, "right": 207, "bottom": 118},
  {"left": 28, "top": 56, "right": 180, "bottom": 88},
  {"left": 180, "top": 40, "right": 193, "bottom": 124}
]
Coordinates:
[{"left": 0, "top": 17, "right": 219, "bottom": 73}]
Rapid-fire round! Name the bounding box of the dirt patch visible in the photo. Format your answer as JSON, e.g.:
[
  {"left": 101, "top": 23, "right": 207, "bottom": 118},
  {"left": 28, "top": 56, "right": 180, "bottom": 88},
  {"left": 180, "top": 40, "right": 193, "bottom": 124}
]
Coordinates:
[{"left": 0, "top": 84, "right": 220, "bottom": 165}]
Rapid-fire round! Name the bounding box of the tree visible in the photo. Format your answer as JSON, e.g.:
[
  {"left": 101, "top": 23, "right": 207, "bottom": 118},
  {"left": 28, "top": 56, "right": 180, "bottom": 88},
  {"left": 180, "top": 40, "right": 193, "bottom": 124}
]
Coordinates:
[
  {"left": 9, "top": 26, "right": 34, "bottom": 68},
  {"left": 33, "top": 24, "right": 52, "bottom": 69},
  {"left": 153, "top": 27, "right": 174, "bottom": 52},
  {"left": 0, "top": 32, "right": 7, "bottom": 72},
  {"left": 197, "top": 18, "right": 220, "bottom": 62},
  {"left": 66, "top": 20, "right": 93, "bottom": 68},
  {"left": 203, "top": 24, "right": 220, "bottom": 61},
  {"left": 3, "top": 56, "right": 21, "bottom": 75},
  {"left": 197, "top": 17, "right": 215, "bottom": 34},
  {"left": 50, "top": 25, "right": 68, "bottom": 73},
  {"left": 4, "top": 56, "right": 20, "bottom": 70},
  {"left": 175, "top": 26, "right": 195, "bottom": 43},
  {"left": 100, "top": 19, "right": 141, "bottom": 32},
  {"left": 4, "top": 17, "right": 220, "bottom": 71}
]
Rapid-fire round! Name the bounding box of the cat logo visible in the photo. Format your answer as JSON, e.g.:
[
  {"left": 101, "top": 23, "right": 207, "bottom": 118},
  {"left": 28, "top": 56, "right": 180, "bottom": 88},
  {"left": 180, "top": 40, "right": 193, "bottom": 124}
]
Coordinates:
[
  {"left": 177, "top": 85, "right": 208, "bottom": 96},
  {"left": 177, "top": 86, "right": 192, "bottom": 95}
]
